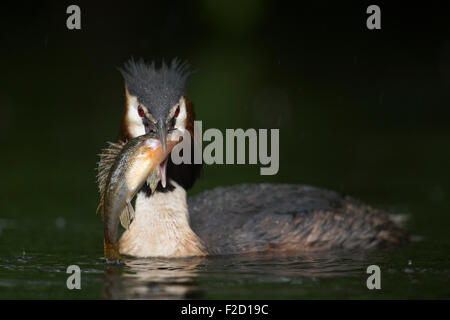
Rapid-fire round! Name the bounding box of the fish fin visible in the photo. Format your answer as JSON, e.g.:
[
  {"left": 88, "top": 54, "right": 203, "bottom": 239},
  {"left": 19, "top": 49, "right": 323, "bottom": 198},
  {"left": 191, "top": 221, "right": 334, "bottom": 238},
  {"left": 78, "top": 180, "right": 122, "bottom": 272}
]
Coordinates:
[
  {"left": 96, "top": 140, "right": 127, "bottom": 215},
  {"left": 147, "top": 169, "right": 161, "bottom": 194},
  {"left": 119, "top": 208, "right": 130, "bottom": 230},
  {"left": 120, "top": 200, "right": 135, "bottom": 230},
  {"left": 127, "top": 200, "right": 135, "bottom": 220}
]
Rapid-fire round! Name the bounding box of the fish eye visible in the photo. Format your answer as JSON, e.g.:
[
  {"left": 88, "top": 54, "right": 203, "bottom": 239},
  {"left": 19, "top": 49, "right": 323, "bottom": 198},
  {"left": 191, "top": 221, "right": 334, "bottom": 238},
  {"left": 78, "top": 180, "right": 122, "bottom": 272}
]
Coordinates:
[
  {"left": 138, "top": 105, "right": 145, "bottom": 118},
  {"left": 174, "top": 105, "right": 180, "bottom": 118}
]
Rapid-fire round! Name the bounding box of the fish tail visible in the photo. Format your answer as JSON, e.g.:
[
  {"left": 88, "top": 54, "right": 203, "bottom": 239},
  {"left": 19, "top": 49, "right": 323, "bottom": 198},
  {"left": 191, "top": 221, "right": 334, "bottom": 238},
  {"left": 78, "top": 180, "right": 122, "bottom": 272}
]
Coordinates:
[{"left": 104, "top": 237, "right": 121, "bottom": 263}]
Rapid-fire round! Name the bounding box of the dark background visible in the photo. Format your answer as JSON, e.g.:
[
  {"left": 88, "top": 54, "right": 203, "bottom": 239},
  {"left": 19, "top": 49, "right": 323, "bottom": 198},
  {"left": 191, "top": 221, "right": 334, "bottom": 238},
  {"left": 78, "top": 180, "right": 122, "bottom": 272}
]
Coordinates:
[{"left": 0, "top": 1, "right": 449, "bottom": 251}]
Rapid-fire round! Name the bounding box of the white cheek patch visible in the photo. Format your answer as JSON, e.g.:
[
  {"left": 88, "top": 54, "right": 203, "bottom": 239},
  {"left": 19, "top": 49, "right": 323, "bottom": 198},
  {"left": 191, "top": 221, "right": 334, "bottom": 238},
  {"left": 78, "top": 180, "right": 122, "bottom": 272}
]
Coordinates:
[
  {"left": 126, "top": 95, "right": 145, "bottom": 138},
  {"left": 174, "top": 98, "right": 188, "bottom": 133}
]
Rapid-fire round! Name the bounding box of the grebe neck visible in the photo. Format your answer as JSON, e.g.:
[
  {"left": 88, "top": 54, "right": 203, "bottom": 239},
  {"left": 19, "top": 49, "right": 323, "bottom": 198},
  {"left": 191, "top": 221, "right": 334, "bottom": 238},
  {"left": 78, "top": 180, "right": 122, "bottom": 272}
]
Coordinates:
[{"left": 119, "top": 181, "right": 206, "bottom": 257}]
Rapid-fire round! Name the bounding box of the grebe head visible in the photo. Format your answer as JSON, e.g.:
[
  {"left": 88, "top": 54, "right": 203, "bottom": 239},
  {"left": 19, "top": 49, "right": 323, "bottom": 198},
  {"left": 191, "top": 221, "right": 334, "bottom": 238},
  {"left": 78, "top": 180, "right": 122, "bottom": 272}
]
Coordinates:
[
  {"left": 118, "top": 58, "right": 200, "bottom": 193},
  {"left": 119, "top": 58, "right": 192, "bottom": 142}
]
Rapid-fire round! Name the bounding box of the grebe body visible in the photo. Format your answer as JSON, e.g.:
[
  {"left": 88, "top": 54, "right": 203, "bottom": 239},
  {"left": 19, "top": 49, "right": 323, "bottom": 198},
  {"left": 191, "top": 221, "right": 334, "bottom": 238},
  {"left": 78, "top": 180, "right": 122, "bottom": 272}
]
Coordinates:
[{"left": 113, "top": 58, "right": 407, "bottom": 258}]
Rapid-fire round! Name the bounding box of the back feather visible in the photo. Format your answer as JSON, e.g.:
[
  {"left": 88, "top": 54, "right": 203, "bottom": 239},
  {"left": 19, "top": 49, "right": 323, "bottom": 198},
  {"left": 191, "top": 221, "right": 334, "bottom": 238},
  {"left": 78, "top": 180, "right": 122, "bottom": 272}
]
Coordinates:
[{"left": 96, "top": 140, "right": 126, "bottom": 218}]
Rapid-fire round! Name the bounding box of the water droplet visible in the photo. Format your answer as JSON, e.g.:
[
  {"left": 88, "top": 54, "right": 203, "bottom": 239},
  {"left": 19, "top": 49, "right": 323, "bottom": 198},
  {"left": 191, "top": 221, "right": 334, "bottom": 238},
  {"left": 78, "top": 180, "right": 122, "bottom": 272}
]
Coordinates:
[{"left": 56, "top": 217, "right": 66, "bottom": 229}]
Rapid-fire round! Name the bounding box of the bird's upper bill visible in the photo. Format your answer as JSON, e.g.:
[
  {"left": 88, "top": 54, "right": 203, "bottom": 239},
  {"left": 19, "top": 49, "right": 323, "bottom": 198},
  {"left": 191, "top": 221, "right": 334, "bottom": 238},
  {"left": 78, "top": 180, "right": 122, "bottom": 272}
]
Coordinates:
[{"left": 119, "top": 58, "right": 192, "bottom": 188}]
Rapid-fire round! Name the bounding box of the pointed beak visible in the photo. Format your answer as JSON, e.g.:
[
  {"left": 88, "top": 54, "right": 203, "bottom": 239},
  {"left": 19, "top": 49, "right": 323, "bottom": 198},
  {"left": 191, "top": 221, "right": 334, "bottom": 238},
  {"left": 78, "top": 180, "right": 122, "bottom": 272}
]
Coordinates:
[{"left": 156, "top": 119, "right": 168, "bottom": 153}]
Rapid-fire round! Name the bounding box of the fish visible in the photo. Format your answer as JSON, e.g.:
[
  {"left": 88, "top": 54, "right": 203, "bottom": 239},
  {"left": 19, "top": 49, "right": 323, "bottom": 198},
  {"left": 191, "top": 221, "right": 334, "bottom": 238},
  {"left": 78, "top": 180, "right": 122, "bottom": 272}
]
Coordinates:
[{"left": 96, "top": 133, "right": 180, "bottom": 263}]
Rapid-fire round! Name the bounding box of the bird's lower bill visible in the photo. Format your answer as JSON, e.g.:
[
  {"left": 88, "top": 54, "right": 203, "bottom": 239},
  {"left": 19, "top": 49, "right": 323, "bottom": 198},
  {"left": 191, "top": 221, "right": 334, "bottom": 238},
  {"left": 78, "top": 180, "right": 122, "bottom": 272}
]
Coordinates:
[{"left": 146, "top": 130, "right": 182, "bottom": 188}]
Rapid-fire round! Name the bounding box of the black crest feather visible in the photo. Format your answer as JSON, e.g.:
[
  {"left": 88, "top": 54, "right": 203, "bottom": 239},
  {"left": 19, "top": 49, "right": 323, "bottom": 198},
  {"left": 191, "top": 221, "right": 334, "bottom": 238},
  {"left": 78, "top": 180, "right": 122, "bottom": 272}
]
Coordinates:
[{"left": 119, "top": 58, "right": 193, "bottom": 119}]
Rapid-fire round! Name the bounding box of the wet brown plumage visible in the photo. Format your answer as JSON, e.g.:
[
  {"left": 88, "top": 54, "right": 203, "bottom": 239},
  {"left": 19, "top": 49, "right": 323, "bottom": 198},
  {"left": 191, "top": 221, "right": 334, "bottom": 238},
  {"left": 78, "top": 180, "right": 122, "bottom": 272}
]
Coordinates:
[{"left": 188, "top": 184, "right": 408, "bottom": 254}]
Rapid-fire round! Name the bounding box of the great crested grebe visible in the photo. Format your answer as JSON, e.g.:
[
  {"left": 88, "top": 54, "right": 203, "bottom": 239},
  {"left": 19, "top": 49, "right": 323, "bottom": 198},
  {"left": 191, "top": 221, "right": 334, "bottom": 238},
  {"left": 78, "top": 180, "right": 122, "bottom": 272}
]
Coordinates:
[{"left": 115, "top": 58, "right": 407, "bottom": 258}]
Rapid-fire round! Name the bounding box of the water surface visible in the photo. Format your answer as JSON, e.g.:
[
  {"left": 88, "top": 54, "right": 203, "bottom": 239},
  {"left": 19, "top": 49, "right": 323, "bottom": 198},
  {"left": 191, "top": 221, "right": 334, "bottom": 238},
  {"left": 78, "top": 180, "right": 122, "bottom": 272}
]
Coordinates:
[{"left": 0, "top": 212, "right": 449, "bottom": 299}]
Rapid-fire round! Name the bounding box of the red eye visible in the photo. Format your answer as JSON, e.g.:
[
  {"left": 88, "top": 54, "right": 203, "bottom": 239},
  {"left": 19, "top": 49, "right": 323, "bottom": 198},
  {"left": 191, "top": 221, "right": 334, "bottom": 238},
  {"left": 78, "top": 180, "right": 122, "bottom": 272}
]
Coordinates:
[
  {"left": 138, "top": 105, "right": 145, "bottom": 117},
  {"left": 174, "top": 105, "right": 180, "bottom": 118}
]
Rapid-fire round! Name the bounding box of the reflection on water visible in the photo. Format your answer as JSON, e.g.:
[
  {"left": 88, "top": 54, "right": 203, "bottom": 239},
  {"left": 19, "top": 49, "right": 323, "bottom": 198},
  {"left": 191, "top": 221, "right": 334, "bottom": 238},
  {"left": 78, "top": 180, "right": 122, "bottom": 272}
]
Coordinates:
[
  {"left": 101, "top": 250, "right": 371, "bottom": 300},
  {"left": 103, "top": 257, "right": 205, "bottom": 299}
]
